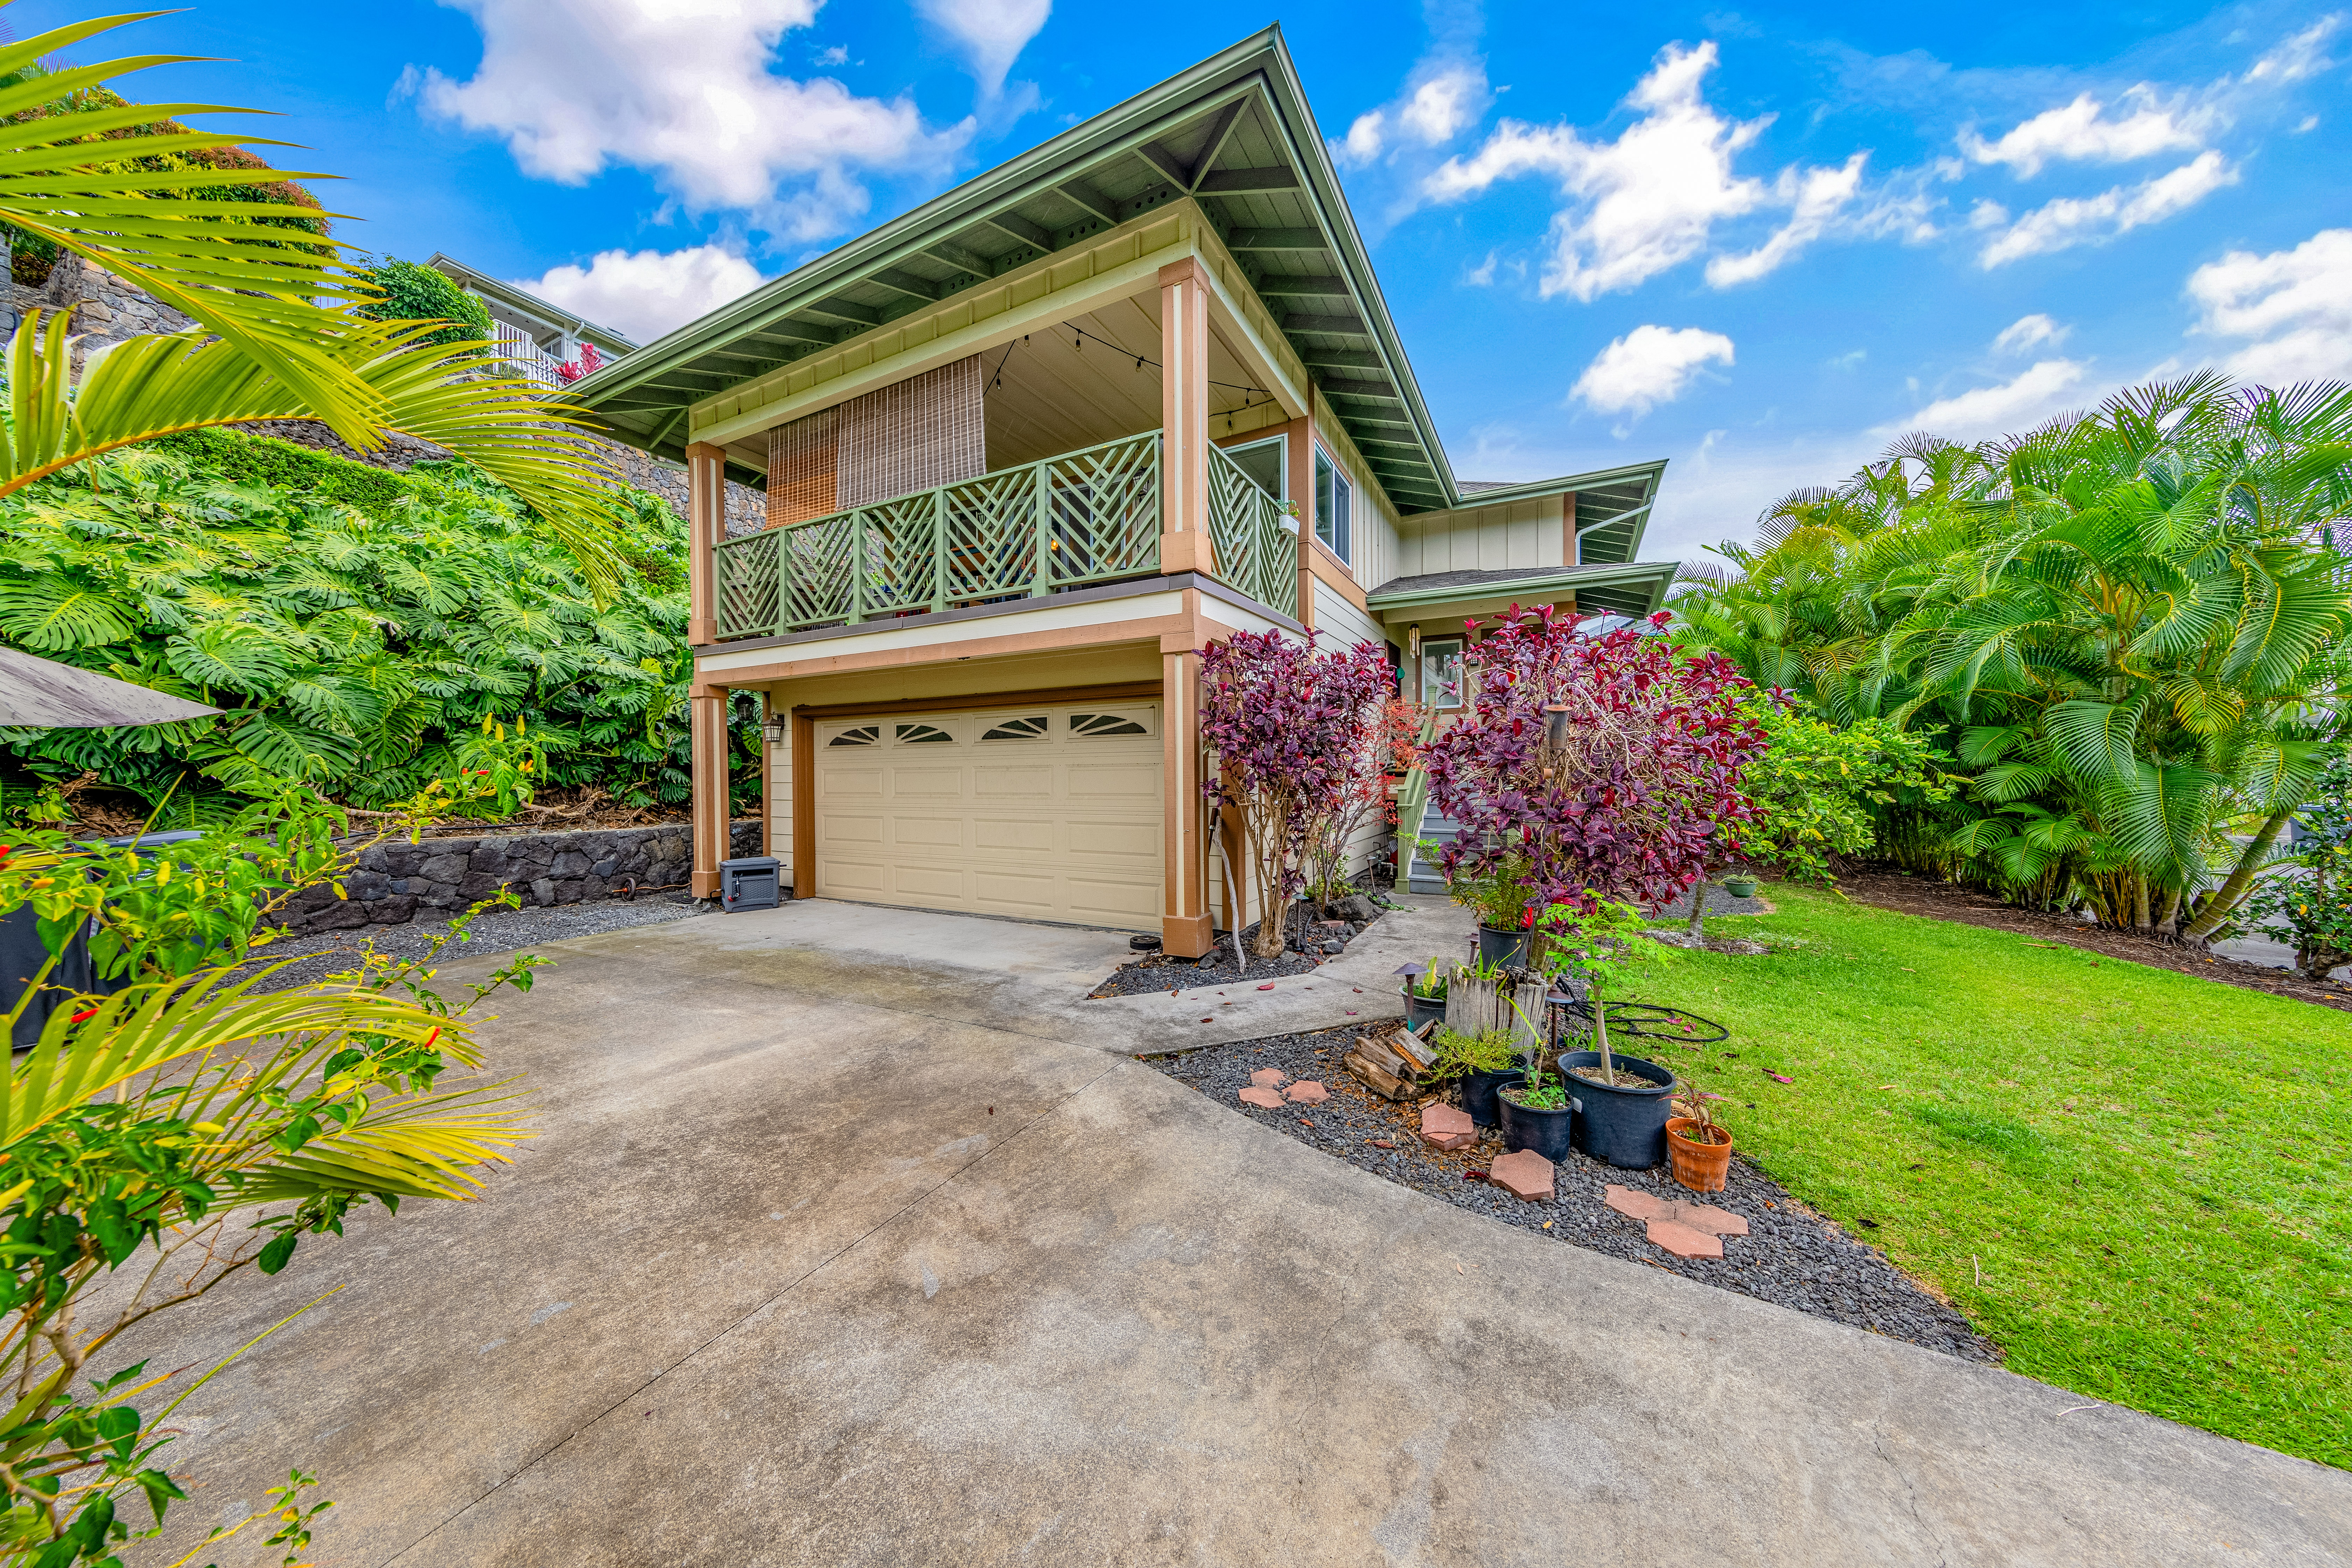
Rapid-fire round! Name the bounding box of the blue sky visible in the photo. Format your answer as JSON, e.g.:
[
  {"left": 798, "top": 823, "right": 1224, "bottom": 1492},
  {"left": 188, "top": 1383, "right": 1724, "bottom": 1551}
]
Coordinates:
[{"left": 22, "top": 0, "right": 2350, "bottom": 564}]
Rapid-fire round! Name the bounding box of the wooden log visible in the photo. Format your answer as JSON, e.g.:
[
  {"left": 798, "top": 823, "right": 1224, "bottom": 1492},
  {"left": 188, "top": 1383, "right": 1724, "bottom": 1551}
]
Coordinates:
[
  {"left": 1391, "top": 1026, "right": 1436, "bottom": 1071},
  {"left": 1353, "top": 1033, "right": 1410, "bottom": 1079},
  {"left": 1345, "top": 1050, "right": 1410, "bottom": 1099}
]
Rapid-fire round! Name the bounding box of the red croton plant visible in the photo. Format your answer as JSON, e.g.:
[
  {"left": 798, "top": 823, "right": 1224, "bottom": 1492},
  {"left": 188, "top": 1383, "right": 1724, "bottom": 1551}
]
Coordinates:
[
  {"left": 1422, "top": 606, "right": 1767, "bottom": 917},
  {"left": 1200, "top": 630, "right": 1396, "bottom": 958}
]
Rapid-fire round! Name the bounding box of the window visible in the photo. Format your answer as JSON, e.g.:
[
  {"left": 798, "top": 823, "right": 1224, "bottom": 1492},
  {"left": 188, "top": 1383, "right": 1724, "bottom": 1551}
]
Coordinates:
[
  {"left": 1420, "top": 638, "right": 1464, "bottom": 710},
  {"left": 979, "top": 715, "right": 1049, "bottom": 741},
  {"left": 1224, "top": 434, "right": 1285, "bottom": 500},
  {"left": 827, "top": 724, "right": 881, "bottom": 747},
  {"left": 895, "top": 722, "right": 954, "bottom": 744},
  {"left": 1070, "top": 712, "right": 1150, "bottom": 737},
  {"left": 1314, "top": 446, "right": 1351, "bottom": 562}
]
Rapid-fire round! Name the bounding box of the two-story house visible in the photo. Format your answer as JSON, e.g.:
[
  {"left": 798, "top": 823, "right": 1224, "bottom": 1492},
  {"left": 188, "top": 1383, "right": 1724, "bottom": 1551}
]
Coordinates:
[{"left": 572, "top": 27, "right": 1677, "bottom": 957}]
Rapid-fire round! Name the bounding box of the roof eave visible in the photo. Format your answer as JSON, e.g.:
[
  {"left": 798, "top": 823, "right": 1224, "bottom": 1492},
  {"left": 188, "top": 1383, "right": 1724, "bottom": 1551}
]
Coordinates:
[{"left": 1365, "top": 559, "right": 1678, "bottom": 613}]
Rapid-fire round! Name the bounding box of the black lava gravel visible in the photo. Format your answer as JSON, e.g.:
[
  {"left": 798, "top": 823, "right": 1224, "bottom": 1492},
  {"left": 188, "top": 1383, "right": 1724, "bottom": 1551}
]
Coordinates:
[
  {"left": 1088, "top": 909, "right": 1383, "bottom": 998},
  {"left": 236, "top": 896, "right": 702, "bottom": 993},
  {"left": 1150, "top": 1025, "right": 1999, "bottom": 1363}
]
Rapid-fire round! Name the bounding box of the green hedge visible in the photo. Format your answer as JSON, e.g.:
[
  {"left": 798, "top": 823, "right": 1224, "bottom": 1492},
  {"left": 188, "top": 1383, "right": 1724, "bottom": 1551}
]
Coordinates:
[{"left": 149, "top": 427, "right": 470, "bottom": 522}]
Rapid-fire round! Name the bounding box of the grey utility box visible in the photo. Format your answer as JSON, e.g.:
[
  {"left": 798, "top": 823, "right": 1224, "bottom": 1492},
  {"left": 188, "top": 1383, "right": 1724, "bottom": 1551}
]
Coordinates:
[{"left": 718, "top": 856, "right": 784, "bottom": 911}]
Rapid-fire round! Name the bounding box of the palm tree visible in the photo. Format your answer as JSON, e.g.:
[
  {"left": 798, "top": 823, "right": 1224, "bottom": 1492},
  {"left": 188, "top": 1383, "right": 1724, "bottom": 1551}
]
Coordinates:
[
  {"left": 1674, "top": 374, "right": 2352, "bottom": 940},
  {"left": 0, "top": 15, "right": 626, "bottom": 593}
]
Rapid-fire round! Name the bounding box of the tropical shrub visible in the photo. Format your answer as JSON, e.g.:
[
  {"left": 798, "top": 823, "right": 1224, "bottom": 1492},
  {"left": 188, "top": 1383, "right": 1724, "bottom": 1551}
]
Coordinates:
[
  {"left": 1673, "top": 375, "right": 2352, "bottom": 943},
  {"left": 0, "top": 791, "right": 537, "bottom": 1566},
  {"left": 1421, "top": 606, "right": 1765, "bottom": 913},
  {"left": 1296, "top": 690, "right": 1418, "bottom": 910},
  {"left": 0, "top": 432, "right": 756, "bottom": 820},
  {"left": 2245, "top": 752, "right": 2352, "bottom": 981},
  {"left": 1199, "top": 631, "right": 1394, "bottom": 956},
  {"left": 352, "top": 257, "right": 494, "bottom": 349},
  {"left": 1739, "top": 695, "right": 1952, "bottom": 885}
]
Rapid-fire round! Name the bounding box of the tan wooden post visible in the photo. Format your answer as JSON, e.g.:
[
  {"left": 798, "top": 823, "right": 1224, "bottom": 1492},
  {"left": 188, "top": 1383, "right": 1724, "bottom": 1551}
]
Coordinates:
[
  {"left": 1290, "top": 400, "right": 1315, "bottom": 630},
  {"left": 1157, "top": 258, "right": 1215, "bottom": 578},
  {"left": 1160, "top": 637, "right": 1212, "bottom": 957},
  {"left": 685, "top": 441, "right": 727, "bottom": 645},
  {"left": 690, "top": 683, "right": 728, "bottom": 899},
  {"left": 1561, "top": 491, "right": 1580, "bottom": 567}
]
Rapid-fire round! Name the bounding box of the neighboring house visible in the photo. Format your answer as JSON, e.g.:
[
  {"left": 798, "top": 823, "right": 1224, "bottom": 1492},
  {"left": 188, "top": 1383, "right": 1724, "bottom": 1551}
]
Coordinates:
[
  {"left": 570, "top": 26, "right": 1678, "bottom": 954},
  {"left": 427, "top": 253, "right": 638, "bottom": 388}
]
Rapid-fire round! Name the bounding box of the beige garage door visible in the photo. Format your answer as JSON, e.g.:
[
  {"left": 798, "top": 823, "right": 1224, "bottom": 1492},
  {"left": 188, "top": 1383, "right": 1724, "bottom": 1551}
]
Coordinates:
[{"left": 813, "top": 702, "right": 1163, "bottom": 928}]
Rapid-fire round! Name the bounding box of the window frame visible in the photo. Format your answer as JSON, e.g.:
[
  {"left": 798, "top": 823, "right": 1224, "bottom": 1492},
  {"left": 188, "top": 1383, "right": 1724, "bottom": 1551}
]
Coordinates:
[
  {"left": 1222, "top": 432, "right": 1287, "bottom": 503},
  {"left": 1313, "top": 443, "right": 1352, "bottom": 564},
  {"left": 1419, "top": 636, "right": 1465, "bottom": 711}
]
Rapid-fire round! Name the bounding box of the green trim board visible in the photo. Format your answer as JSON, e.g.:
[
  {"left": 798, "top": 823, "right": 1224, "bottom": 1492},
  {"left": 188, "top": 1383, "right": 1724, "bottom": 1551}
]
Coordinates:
[
  {"left": 1366, "top": 561, "right": 1679, "bottom": 620},
  {"left": 566, "top": 27, "right": 1462, "bottom": 514}
]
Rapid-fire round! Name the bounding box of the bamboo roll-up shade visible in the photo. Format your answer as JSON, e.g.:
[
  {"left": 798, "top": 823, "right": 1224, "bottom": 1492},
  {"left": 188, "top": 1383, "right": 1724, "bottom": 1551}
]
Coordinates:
[
  {"left": 766, "top": 407, "right": 839, "bottom": 529},
  {"left": 837, "top": 354, "right": 985, "bottom": 508}
]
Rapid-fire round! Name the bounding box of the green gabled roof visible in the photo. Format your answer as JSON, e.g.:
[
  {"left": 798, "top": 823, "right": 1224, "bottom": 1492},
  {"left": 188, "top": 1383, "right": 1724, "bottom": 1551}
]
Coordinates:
[
  {"left": 566, "top": 26, "right": 1462, "bottom": 512},
  {"left": 1366, "top": 560, "right": 1678, "bottom": 620},
  {"left": 1433, "top": 460, "right": 1666, "bottom": 564}
]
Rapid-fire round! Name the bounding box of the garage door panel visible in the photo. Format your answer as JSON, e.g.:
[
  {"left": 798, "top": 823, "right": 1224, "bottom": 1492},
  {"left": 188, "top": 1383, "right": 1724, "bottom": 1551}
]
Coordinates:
[
  {"left": 893, "top": 815, "right": 970, "bottom": 850},
  {"left": 973, "top": 765, "right": 1055, "bottom": 798},
  {"left": 973, "top": 816, "right": 1056, "bottom": 852},
  {"left": 814, "top": 701, "right": 1164, "bottom": 931},
  {"left": 820, "top": 813, "right": 887, "bottom": 847}
]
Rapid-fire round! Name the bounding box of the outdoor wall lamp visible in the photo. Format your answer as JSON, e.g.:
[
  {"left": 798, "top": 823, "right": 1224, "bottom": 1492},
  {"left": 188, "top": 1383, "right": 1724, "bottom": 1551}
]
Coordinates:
[{"left": 761, "top": 717, "right": 785, "bottom": 745}]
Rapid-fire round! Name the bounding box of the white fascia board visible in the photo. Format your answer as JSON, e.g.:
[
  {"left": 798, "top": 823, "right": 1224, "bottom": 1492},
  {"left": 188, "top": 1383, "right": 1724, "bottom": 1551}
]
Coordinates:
[{"left": 694, "top": 590, "right": 1187, "bottom": 676}]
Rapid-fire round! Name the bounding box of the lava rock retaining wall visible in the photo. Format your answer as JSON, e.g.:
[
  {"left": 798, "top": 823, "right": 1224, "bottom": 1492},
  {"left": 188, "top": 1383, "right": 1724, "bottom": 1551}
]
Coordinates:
[{"left": 272, "top": 820, "right": 763, "bottom": 935}]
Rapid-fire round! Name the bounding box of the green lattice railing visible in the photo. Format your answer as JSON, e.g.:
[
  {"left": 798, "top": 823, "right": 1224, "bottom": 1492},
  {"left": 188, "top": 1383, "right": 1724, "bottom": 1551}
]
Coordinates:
[
  {"left": 1205, "top": 440, "right": 1299, "bottom": 620},
  {"left": 713, "top": 430, "right": 1166, "bottom": 639}
]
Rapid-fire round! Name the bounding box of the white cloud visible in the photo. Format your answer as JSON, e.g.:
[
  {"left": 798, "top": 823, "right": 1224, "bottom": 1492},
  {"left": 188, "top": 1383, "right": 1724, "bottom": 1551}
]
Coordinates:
[
  {"left": 1572, "top": 325, "right": 1736, "bottom": 419},
  {"left": 1880, "top": 359, "right": 2089, "bottom": 441},
  {"left": 2247, "top": 13, "right": 2342, "bottom": 82},
  {"left": 1961, "top": 86, "right": 2214, "bottom": 176},
  {"left": 816, "top": 44, "right": 848, "bottom": 66},
  {"left": 1335, "top": 110, "right": 1386, "bottom": 166},
  {"left": 1977, "top": 150, "right": 2236, "bottom": 266},
  {"left": 1425, "top": 42, "right": 1771, "bottom": 300},
  {"left": 517, "top": 245, "right": 767, "bottom": 344},
  {"left": 1399, "top": 65, "right": 1485, "bottom": 144},
  {"left": 1705, "top": 153, "right": 1869, "bottom": 286},
  {"left": 1993, "top": 313, "right": 2070, "bottom": 354},
  {"left": 2187, "top": 227, "right": 2352, "bottom": 384},
  {"left": 911, "top": 0, "right": 1051, "bottom": 96},
  {"left": 410, "top": 0, "right": 968, "bottom": 242},
  {"left": 1462, "top": 250, "right": 1498, "bottom": 286}
]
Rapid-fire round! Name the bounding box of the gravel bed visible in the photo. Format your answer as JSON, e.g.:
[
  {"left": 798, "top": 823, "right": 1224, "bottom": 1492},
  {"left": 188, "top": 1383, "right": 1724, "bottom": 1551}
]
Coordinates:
[
  {"left": 1087, "top": 906, "right": 1386, "bottom": 998},
  {"left": 236, "top": 897, "right": 702, "bottom": 993},
  {"left": 1149, "top": 1025, "right": 1998, "bottom": 1362}
]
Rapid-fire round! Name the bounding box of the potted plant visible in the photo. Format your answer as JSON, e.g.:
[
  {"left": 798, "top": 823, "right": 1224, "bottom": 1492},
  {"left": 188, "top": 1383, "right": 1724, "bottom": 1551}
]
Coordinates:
[
  {"left": 1666, "top": 1076, "right": 1734, "bottom": 1192},
  {"left": 1543, "top": 896, "right": 1681, "bottom": 1169},
  {"left": 1447, "top": 850, "right": 1538, "bottom": 968},
  {"left": 1495, "top": 1047, "right": 1577, "bottom": 1160},
  {"left": 1721, "top": 872, "right": 1758, "bottom": 899},
  {"left": 1402, "top": 955, "right": 1449, "bottom": 1031},
  {"left": 1426, "top": 1023, "right": 1520, "bottom": 1127}
]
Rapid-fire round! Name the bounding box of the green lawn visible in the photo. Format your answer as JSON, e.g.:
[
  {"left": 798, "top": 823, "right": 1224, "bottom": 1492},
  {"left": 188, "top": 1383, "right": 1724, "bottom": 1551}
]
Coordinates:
[{"left": 1639, "top": 884, "right": 2350, "bottom": 1470}]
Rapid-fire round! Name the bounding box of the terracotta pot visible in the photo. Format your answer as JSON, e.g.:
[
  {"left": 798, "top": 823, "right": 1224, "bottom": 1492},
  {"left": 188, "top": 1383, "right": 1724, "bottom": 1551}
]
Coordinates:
[{"left": 1666, "top": 1116, "right": 1733, "bottom": 1192}]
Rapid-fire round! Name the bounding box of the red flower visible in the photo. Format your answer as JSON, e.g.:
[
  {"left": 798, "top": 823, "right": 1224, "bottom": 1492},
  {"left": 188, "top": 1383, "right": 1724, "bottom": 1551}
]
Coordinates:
[{"left": 70, "top": 1007, "right": 97, "bottom": 1023}]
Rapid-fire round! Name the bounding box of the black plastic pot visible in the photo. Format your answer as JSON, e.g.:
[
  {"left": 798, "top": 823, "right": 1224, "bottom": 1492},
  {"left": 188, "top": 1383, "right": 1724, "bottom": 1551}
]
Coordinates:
[
  {"left": 1559, "top": 1049, "right": 1676, "bottom": 1169},
  {"left": 1460, "top": 1067, "right": 1520, "bottom": 1128},
  {"left": 1404, "top": 990, "right": 1447, "bottom": 1032},
  {"left": 1497, "top": 1084, "right": 1577, "bottom": 1160},
  {"left": 1477, "top": 924, "right": 1534, "bottom": 969}
]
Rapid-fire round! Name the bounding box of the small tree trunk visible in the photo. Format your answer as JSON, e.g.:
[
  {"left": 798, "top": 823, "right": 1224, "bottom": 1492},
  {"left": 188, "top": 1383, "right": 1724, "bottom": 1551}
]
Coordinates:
[
  {"left": 1686, "top": 881, "right": 1707, "bottom": 945},
  {"left": 2181, "top": 807, "right": 2296, "bottom": 945}
]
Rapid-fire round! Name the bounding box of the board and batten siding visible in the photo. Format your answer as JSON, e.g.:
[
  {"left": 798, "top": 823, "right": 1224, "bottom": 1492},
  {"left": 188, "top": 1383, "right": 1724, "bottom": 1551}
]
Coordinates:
[
  {"left": 1393, "top": 496, "right": 1570, "bottom": 578},
  {"left": 1309, "top": 407, "right": 1401, "bottom": 593},
  {"left": 767, "top": 726, "right": 793, "bottom": 886},
  {"left": 1311, "top": 576, "right": 1385, "bottom": 648}
]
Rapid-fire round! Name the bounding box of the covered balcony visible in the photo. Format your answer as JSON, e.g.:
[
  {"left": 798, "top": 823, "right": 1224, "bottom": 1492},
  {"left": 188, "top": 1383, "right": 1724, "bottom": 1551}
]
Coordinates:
[
  {"left": 709, "top": 429, "right": 1295, "bottom": 638},
  {"left": 689, "top": 257, "right": 1305, "bottom": 646}
]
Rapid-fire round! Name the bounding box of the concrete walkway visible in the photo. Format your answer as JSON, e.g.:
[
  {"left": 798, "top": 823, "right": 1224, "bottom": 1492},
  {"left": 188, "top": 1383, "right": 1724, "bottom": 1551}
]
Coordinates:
[{"left": 120, "top": 902, "right": 2350, "bottom": 1566}]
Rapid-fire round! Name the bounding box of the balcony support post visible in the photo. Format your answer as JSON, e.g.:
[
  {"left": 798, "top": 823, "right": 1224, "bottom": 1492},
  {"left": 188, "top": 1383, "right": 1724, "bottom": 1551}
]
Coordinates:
[
  {"left": 1157, "top": 258, "right": 1215, "bottom": 578},
  {"left": 689, "top": 682, "right": 729, "bottom": 899},
  {"left": 1030, "top": 460, "right": 1052, "bottom": 596},
  {"left": 1160, "top": 637, "right": 1213, "bottom": 958},
  {"left": 685, "top": 441, "right": 727, "bottom": 645},
  {"left": 931, "top": 490, "right": 949, "bottom": 613}
]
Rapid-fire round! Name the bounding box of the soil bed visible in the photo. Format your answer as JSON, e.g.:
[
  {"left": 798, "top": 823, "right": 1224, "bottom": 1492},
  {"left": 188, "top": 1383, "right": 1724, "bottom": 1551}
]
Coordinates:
[
  {"left": 1839, "top": 864, "right": 2352, "bottom": 1014},
  {"left": 1149, "top": 1024, "right": 1998, "bottom": 1363},
  {"left": 234, "top": 896, "right": 701, "bottom": 993},
  {"left": 1088, "top": 905, "right": 1384, "bottom": 999}
]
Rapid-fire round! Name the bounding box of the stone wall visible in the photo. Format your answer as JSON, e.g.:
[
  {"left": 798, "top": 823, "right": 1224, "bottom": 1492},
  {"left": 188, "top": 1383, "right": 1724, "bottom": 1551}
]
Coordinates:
[
  {"left": 10, "top": 258, "right": 769, "bottom": 532},
  {"left": 272, "top": 820, "right": 766, "bottom": 935}
]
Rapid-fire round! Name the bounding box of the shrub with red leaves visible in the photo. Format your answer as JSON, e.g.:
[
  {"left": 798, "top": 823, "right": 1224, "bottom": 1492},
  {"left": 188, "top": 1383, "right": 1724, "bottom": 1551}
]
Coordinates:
[
  {"left": 1200, "top": 631, "right": 1395, "bottom": 957},
  {"left": 554, "top": 341, "right": 604, "bottom": 384},
  {"left": 1422, "top": 606, "right": 1765, "bottom": 914}
]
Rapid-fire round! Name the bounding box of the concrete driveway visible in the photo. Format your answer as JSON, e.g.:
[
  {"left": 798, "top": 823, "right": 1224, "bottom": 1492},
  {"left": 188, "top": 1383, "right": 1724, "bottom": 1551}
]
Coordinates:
[{"left": 122, "top": 901, "right": 2350, "bottom": 1566}]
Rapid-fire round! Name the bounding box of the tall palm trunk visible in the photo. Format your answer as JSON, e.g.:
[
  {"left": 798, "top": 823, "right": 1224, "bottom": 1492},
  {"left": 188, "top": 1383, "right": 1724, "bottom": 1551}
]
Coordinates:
[{"left": 2181, "top": 807, "right": 2296, "bottom": 945}]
